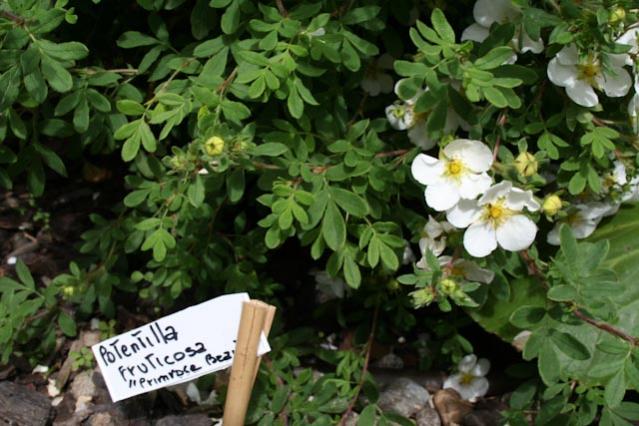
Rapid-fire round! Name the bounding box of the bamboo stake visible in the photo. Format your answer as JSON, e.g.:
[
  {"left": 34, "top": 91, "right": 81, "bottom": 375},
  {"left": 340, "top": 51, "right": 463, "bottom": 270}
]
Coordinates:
[
  {"left": 251, "top": 303, "right": 276, "bottom": 385},
  {"left": 223, "top": 300, "right": 268, "bottom": 426}
]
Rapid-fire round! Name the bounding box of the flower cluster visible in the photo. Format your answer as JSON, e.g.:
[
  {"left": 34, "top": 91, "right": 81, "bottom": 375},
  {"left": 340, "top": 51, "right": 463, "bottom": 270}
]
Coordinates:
[{"left": 411, "top": 139, "right": 540, "bottom": 258}]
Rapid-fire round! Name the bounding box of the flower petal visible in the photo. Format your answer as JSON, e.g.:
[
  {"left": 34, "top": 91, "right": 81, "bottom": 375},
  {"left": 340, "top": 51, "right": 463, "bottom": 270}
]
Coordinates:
[
  {"left": 466, "top": 377, "right": 490, "bottom": 401},
  {"left": 464, "top": 222, "right": 498, "bottom": 257},
  {"left": 458, "top": 354, "right": 477, "bottom": 373},
  {"left": 520, "top": 31, "right": 544, "bottom": 54},
  {"left": 408, "top": 121, "right": 437, "bottom": 150},
  {"left": 496, "top": 214, "right": 537, "bottom": 251},
  {"left": 547, "top": 224, "right": 560, "bottom": 245},
  {"left": 565, "top": 80, "right": 598, "bottom": 107},
  {"left": 601, "top": 68, "right": 632, "bottom": 98},
  {"left": 471, "top": 358, "right": 491, "bottom": 376},
  {"left": 478, "top": 181, "right": 512, "bottom": 205},
  {"left": 474, "top": 0, "right": 518, "bottom": 27},
  {"left": 547, "top": 58, "right": 576, "bottom": 88},
  {"left": 505, "top": 187, "right": 540, "bottom": 212},
  {"left": 411, "top": 154, "right": 443, "bottom": 185},
  {"left": 443, "top": 139, "right": 493, "bottom": 172},
  {"left": 447, "top": 199, "right": 481, "bottom": 228},
  {"left": 461, "top": 23, "right": 490, "bottom": 43},
  {"left": 556, "top": 44, "right": 579, "bottom": 66},
  {"left": 454, "top": 259, "right": 495, "bottom": 284},
  {"left": 426, "top": 181, "right": 461, "bottom": 211},
  {"left": 459, "top": 173, "right": 493, "bottom": 199}
]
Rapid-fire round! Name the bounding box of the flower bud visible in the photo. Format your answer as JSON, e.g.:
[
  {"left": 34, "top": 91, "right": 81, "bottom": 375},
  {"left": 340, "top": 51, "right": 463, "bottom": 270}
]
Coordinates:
[
  {"left": 410, "top": 288, "right": 435, "bottom": 308},
  {"left": 204, "top": 136, "right": 225, "bottom": 156},
  {"left": 609, "top": 7, "right": 626, "bottom": 23},
  {"left": 542, "top": 194, "right": 562, "bottom": 216},
  {"left": 440, "top": 278, "right": 458, "bottom": 294},
  {"left": 514, "top": 152, "right": 538, "bottom": 177}
]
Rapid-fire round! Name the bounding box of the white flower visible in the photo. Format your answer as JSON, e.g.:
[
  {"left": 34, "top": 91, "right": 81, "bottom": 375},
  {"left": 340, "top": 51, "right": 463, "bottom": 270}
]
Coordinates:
[
  {"left": 618, "top": 28, "right": 639, "bottom": 60},
  {"left": 461, "top": 0, "right": 543, "bottom": 63},
  {"left": 411, "top": 139, "right": 494, "bottom": 211},
  {"left": 417, "top": 255, "right": 494, "bottom": 284},
  {"left": 385, "top": 102, "right": 415, "bottom": 131},
  {"left": 547, "top": 201, "right": 620, "bottom": 245},
  {"left": 407, "top": 109, "right": 469, "bottom": 151},
  {"left": 312, "top": 271, "right": 347, "bottom": 302},
  {"left": 402, "top": 244, "right": 416, "bottom": 265},
  {"left": 622, "top": 176, "right": 639, "bottom": 203},
  {"left": 444, "top": 354, "right": 490, "bottom": 402},
  {"left": 547, "top": 44, "right": 632, "bottom": 107},
  {"left": 446, "top": 181, "right": 540, "bottom": 257},
  {"left": 415, "top": 217, "right": 457, "bottom": 267},
  {"left": 361, "top": 54, "right": 395, "bottom": 96}
]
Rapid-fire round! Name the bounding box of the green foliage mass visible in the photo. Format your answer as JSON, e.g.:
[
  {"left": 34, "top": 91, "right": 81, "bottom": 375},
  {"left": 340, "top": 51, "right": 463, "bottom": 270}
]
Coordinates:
[{"left": 2, "top": 0, "right": 639, "bottom": 424}]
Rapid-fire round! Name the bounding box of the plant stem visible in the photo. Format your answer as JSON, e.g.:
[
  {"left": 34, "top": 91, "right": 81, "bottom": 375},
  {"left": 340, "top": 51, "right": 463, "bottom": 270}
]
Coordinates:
[
  {"left": 339, "top": 304, "right": 380, "bottom": 426},
  {"left": 572, "top": 309, "right": 639, "bottom": 346},
  {"left": 374, "top": 149, "right": 410, "bottom": 159},
  {"left": 520, "top": 250, "right": 639, "bottom": 347},
  {"left": 0, "top": 10, "right": 25, "bottom": 25},
  {"left": 275, "top": 0, "right": 288, "bottom": 17}
]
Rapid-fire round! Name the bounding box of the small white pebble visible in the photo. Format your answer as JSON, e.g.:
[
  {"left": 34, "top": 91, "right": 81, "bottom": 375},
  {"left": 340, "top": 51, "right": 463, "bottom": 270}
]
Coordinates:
[
  {"left": 32, "top": 365, "right": 49, "bottom": 374},
  {"left": 90, "top": 318, "right": 100, "bottom": 331},
  {"left": 47, "top": 378, "right": 61, "bottom": 397},
  {"left": 397, "top": 336, "right": 406, "bottom": 344},
  {"left": 6, "top": 256, "right": 17, "bottom": 265}
]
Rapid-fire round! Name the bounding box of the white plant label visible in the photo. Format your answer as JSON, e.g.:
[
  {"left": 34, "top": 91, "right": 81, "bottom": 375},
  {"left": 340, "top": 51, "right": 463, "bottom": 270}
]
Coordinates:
[{"left": 92, "top": 292, "right": 270, "bottom": 402}]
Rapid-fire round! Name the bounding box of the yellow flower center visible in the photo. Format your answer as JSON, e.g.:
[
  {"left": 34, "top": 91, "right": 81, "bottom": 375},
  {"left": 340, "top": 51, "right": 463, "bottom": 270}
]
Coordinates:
[
  {"left": 392, "top": 106, "right": 406, "bottom": 118},
  {"left": 460, "top": 372, "right": 475, "bottom": 385},
  {"left": 445, "top": 159, "right": 464, "bottom": 178},
  {"left": 482, "top": 198, "right": 513, "bottom": 227},
  {"left": 577, "top": 59, "right": 601, "bottom": 85}
]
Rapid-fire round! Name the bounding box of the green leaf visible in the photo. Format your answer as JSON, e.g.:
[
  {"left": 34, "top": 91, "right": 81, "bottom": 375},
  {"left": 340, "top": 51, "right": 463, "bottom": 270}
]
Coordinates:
[
  {"left": 227, "top": 169, "right": 245, "bottom": 203},
  {"left": 41, "top": 56, "right": 73, "bottom": 93},
  {"left": 547, "top": 285, "right": 577, "bottom": 302},
  {"left": 287, "top": 85, "right": 304, "bottom": 118},
  {"left": 430, "top": 9, "right": 455, "bottom": 43},
  {"left": 117, "top": 99, "right": 145, "bottom": 115},
  {"left": 73, "top": 98, "right": 90, "bottom": 133},
  {"left": 322, "top": 200, "right": 346, "bottom": 251},
  {"left": 122, "top": 135, "right": 141, "bottom": 161},
  {"left": 187, "top": 175, "right": 206, "bottom": 207},
  {"left": 343, "top": 254, "right": 361, "bottom": 288},
  {"left": 483, "top": 86, "right": 508, "bottom": 108},
  {"left": 475, "top": 47, "right": 515, "bottom": 70},
  {"left": 342, "top": 6, "right": 380, "bottom": 25},
  {"left": 253, "top": 142, "right": 288, "bottom": 157},
  {"left": 358, "top": 405, "right": 377, "bottom": 426},
  {"left": 37, "top": 40, "right": 88, "bottom": 61},
  {"left": 509, "top": 305, "right": 545, "bottom": 328},
  {"left": 15, "top": 260, "right": 34, "bottom": 290},
  {"left": 123, "top": 189, "right": 149, "bottom": 207},
  {"left": 117, "top": 31, "right": 158, "bottom": 48},
  {"left": 33, "top": 143, "right": 67, "bottom": 177},
  {"left": 549, "top": 330, "right": 590, "bottom": 361},
  {"left": 605, "top": 370, "right": 626, "bottom": 408},
  {"left": 330, "top": 188, "right": 368, "bottom": 217},
  {"left": 0, "top": 67, "right": 21, "bottom": 110},
  {"left": 58, "top": 312, "right": 77, "bottom": 337},
  {"left": 221, "top": 0, "right": 240, "bottom": 34},
  {"left": 538, "top": 342, "right": 560, "bottom": 384}
]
